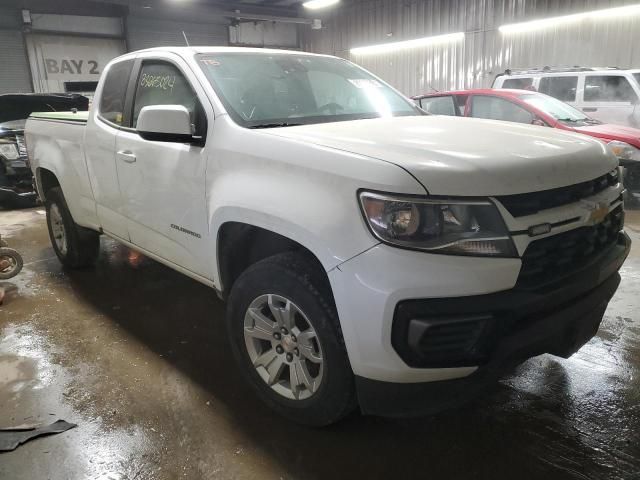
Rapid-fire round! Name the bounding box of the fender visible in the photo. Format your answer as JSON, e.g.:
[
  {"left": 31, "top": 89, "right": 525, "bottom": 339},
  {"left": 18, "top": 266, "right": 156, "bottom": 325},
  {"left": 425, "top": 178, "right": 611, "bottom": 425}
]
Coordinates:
[{"left": 206, "top": 118, "right": 427, "bottom": 288}]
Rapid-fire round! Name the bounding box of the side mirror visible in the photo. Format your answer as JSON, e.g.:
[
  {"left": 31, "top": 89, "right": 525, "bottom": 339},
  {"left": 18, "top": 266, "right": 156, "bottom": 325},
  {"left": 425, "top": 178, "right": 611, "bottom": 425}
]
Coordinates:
[
  {"left": 137, "top": 105, "right": 195, "bottom": 143},
  {"left": 531, "top": 118, "right": 546, "bottom": 127}
]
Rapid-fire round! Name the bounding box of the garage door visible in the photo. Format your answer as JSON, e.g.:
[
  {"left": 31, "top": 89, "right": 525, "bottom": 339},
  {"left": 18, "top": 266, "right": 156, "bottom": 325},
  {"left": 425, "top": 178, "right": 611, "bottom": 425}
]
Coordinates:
[
  {"left": 127, "top": 16, "right": 228, "bottom": 51},
  {"left": 25, "top": 34, "right": 125, "bottom": 97},
  {"left": 0, "top": 30, "right": 32, "bottom": 94}
]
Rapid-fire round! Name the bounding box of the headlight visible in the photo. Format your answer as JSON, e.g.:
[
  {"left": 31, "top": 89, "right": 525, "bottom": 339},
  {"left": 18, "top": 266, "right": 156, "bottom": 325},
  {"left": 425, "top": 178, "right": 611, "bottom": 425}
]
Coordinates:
[
  {"left": 0, "top": 142, "right": 19, "bottom": 161},
  {"left": 359, "top": 192, "right": 517, "bottom": 257},
  {"left": 608, "top": 141, "right": 640, "bottom": 165}
]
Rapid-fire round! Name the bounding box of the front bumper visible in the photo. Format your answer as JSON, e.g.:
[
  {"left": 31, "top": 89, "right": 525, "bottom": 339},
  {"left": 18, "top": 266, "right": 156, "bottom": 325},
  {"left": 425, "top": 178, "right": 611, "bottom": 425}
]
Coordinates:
[{"left": 329, "top": 229, "right": 630, "bottom": 416}]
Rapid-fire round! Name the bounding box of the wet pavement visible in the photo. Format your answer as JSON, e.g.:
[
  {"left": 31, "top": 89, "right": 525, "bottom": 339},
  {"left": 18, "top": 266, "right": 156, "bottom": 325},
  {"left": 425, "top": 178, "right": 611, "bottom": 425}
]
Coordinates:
[{"left": 1, "top": 207, "right": 639, "bottom": 480}]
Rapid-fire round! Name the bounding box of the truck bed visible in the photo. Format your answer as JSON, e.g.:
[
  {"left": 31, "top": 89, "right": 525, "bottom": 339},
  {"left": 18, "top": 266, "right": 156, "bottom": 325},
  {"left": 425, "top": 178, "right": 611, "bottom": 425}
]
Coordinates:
[{"left": 26, "top": 109, "right": 97, "bottom": 230}]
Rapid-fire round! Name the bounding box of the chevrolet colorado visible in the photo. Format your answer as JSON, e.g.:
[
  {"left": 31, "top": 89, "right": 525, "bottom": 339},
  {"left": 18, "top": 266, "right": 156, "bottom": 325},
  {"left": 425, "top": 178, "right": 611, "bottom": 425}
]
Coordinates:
[{"left": 26, "top": 47, "right": 630, "bottom": 425}]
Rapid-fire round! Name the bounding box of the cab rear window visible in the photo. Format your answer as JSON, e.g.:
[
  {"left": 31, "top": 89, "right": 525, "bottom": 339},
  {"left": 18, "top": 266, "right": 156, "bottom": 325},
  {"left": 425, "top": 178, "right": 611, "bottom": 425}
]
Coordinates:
[{"left": 99, "top": 60, "right": 134, "bottom": 126}]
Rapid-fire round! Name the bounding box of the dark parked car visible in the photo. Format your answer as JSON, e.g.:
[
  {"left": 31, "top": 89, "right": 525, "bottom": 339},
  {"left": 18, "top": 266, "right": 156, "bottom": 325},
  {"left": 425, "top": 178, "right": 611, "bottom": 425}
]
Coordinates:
[{"left": 0, "top": 93, "right": 88, "bottom": 207}]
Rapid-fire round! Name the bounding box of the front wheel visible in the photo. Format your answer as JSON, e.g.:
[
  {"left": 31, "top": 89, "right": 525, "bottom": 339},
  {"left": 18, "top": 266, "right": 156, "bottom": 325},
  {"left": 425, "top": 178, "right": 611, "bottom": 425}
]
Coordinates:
[
  {"left": 226, "top": 252, "right": 356, "bottom": 426},
  {"left": 45, "top": 187, "right": 100, "bottom": 268}
]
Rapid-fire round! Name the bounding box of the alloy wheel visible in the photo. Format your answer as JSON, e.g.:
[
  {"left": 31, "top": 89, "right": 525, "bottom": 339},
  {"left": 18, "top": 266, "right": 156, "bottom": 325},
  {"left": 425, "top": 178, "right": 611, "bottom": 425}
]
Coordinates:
[
  {"left": 243, "top": 294, "right": 324, "bottom": 400},
  {"left": 49, "top": 203, "right": 68, "bottom": 256}
]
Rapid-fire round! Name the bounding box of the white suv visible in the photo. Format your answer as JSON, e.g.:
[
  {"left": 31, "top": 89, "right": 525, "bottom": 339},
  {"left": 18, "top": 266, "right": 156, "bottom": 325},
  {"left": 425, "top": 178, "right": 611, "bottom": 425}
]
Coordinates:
[{"left": 493, "top": 67, "right": 640, "bottom": 127}]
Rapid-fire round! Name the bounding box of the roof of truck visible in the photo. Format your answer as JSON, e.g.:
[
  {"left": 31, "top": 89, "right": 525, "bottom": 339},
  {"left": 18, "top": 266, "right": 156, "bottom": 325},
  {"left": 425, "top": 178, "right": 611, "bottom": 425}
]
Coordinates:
[{"left": 134, "top": 46, "right": 333, "bottom": 58}]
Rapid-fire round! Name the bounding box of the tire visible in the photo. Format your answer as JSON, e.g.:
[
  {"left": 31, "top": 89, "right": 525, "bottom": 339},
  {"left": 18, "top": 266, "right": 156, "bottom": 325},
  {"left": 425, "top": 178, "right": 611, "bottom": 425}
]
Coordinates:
[
  {"left": 45, "top": 187, "right": 100, "bottom": 268},
  {"left": 0, "top": 247, "right": 23, "bottom": 280},
  {"left": 226, "top": 252, "right": 356, "bottom": 426}
]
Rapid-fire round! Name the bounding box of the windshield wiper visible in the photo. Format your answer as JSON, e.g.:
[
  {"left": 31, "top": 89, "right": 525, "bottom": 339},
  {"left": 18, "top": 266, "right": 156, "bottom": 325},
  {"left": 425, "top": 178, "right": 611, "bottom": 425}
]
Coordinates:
[
  {"left": 248, "top": 122, "right": 303, "bottom": 129},
  {"left": 556, "top": 118, "right": 580, "bottom": 123}
]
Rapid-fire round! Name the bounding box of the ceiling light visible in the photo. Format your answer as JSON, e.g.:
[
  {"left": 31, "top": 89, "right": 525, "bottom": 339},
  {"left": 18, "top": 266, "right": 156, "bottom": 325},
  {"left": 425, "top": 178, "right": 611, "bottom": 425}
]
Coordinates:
[
  {"left": 303, "top": 0, "right": 339, "bottom": 9},
  {"left": 350, "top": 32, "right": 464, "bottom": 55},
  {"left": 499, "top": 3, "right": 640, "bottom": 34}
]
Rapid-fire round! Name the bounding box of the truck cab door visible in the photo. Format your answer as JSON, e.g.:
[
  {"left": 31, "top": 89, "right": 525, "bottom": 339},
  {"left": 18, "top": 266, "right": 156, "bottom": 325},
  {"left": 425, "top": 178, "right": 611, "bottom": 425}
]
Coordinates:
[
  {"left": 85, "top": 58, "right": 136, "bottom": 241},
  {"left": 114, "top": 55, "right": 212, "bottom": 280}
]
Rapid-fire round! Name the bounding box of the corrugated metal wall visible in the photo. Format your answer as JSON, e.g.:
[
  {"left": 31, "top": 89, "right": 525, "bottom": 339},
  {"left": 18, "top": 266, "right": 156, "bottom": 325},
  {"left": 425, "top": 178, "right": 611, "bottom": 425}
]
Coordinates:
[
  {"left": 302, "top": 0, "right": 640, "bottom": 95},
  {"left": 127, "top": 16, "right": 228, "bottom": 51},
  {"left": 0, "top": 8, "right": 32, "bottom": 94}
]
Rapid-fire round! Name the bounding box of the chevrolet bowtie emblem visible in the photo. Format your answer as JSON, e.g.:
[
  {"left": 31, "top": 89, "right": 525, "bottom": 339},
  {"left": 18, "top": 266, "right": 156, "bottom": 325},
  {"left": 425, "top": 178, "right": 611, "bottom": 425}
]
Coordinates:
[{"left": 588, "top": 202, "right": 609, "bottom": 225}]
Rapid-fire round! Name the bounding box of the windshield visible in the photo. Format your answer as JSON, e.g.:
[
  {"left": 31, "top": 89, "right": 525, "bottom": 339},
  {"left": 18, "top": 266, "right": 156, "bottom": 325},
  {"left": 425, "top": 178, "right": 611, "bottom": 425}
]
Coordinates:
[
  {"left": 634, "top": 73, "right": 640, "bottom": 86},
  {"left": 519, "top": 93, "right": 598, "bottom": 125},
  {"left": 197, "top": 53, "right": 421, "bottom": 128}
]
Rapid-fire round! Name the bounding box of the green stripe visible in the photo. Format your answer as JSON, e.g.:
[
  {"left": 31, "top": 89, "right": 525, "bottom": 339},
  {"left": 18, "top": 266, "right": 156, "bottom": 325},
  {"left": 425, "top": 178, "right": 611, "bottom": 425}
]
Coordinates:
[{"left": 30, "top": 111, "right": 89, "bottom": 123}]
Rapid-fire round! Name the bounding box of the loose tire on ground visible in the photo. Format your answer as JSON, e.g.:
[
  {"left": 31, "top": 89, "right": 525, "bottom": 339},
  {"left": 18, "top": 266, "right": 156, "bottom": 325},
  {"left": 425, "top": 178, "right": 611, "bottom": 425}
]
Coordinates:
[
  {"left": 45, "top": 187, "right": 100, "bottom": 268},
  {"left": 226, "top": 252, "right": 356, "bottom": 426},
  {"left": 0, "top": 247, "right": 23, "bottom": 279}
]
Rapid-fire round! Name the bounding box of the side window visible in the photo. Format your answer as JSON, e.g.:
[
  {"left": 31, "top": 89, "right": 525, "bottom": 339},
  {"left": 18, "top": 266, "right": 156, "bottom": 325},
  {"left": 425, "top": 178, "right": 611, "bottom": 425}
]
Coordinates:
[
  {"left": 419, "top": 96, "right": 457, "bottom": 116},
  {"left": 502, "top": 77, "right": 533, "bottom": 90},
  {"left": 132, "top": 61, "right": 206, "bottom": 137},
  {"left": 539, "top": 76, "right": 578, "bottom": 102},
  {"left": 584, "top": 75, "right": 638, "bottom": 102},
  {"left": 99, "top": 59, "right": 134, "bottom": 126},
  {"left": 470, "top": 96, "right": 533, "bottom": 124}
]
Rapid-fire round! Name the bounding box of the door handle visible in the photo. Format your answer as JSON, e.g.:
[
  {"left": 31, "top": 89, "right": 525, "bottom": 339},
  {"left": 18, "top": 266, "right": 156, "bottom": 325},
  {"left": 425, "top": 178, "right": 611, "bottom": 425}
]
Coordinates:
[
  {"left": 117, "top": 150, "right": 137, "bottom": 163},
  {"left": 583, "top": 107, "right": 598, "bottom": 112}
]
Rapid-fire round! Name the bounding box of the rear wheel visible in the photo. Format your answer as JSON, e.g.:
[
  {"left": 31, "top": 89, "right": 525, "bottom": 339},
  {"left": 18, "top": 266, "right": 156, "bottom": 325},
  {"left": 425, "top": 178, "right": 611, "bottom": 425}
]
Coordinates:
[
  {"left": 45, "top": 187, "right": 100, "bottom": 268},
  {"left": 226, "top": 252, "right": 356, "bottom": 426}
]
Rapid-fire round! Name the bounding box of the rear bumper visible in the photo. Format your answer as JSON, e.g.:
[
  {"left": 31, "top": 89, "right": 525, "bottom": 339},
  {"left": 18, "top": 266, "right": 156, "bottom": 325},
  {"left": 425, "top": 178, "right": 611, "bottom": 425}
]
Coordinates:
[
  {"left": 355, "top": 232, "right": 630, "bottom": 417},
  {"left": 0, "top": 186, "right": 38, "bottom": 203},
  {"left": 0, "top": 167, "right": 37, "bottom": 204}
]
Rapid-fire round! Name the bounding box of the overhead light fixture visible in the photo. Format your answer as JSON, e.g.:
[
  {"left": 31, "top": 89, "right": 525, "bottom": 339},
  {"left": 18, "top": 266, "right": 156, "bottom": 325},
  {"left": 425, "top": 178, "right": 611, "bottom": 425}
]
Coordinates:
[
  {"left": 303, "top": 0, "right": 339, "bottom": 9},
  {"left": 350, "top": 32, "right": 464, "bottom": 55},
  {"left": 499, "top": 3, "right": 640, "bottom": 34},
  {"left": 21, "top": 9, "right": 31, "bottom": 24}
]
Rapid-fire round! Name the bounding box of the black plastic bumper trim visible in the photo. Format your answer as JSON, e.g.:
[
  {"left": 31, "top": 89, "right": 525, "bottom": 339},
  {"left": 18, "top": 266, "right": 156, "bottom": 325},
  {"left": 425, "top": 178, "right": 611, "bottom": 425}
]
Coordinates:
[
  {"left": 358, "top": 269, "right": 622, "bottom": 417},
  {"left": 391, "top": 232, "right": 630, "bottom": 368}
]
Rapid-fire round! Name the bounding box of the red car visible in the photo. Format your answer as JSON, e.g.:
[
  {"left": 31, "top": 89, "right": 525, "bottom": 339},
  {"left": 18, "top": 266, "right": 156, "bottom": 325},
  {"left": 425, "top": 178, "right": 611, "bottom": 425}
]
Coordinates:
[{"left": 413, "top": 88, "right": 640, "bottom": 202}]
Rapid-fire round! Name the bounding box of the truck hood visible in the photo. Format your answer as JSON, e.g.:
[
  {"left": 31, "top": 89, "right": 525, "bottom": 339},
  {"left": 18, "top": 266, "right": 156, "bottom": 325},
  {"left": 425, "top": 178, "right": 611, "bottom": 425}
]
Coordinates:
[
  {"left": 265, "top": 115, "right": 617, "bottom": 196},
  {"left": 571, "top": 122, "right": 640, "bottom": 148}
]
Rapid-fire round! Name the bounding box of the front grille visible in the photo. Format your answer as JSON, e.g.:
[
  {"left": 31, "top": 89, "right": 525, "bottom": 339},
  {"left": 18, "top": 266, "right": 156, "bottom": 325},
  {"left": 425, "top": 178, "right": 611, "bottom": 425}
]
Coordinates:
[
  {"left": 497, "top": 171, "right": 617, "bottom": 217},
  {"left": 15, "top": 134, "right": 27, "bottom": 157},
  {"left": 518, "top": 207, "right": 624, "bottom": 287}
]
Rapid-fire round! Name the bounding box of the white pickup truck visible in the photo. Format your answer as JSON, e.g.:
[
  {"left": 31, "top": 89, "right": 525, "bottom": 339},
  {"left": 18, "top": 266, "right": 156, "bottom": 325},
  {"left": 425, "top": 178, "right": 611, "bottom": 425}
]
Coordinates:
[{"left": 27, "top": 47, "right": 630, "bottom": 425}]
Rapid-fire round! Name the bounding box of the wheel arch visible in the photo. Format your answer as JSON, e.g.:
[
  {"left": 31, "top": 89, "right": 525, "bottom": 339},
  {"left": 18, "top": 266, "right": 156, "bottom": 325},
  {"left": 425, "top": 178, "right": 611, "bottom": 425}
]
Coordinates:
[
  {"left": 216, "top": 221, "right": 334, "bottom": 301},
  {"left": 36, "top": 167, "right": 61, "bottom": 201}
]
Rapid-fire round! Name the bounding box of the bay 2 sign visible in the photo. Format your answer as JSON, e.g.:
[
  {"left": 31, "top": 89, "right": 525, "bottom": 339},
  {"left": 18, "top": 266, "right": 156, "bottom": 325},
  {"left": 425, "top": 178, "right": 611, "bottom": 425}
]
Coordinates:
[
  {"left": 45, "top": 58, "right": 100, "bottom": 76},
  {"left": 40, "top": 42, "right": 121, "bottom": 81}
]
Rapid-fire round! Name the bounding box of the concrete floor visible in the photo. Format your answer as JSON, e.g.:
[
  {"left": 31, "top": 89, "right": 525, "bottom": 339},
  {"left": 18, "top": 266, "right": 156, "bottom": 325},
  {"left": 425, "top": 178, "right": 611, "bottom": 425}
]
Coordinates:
[{"left": 0, "top": 207, "right": 639, "bottom": 480}]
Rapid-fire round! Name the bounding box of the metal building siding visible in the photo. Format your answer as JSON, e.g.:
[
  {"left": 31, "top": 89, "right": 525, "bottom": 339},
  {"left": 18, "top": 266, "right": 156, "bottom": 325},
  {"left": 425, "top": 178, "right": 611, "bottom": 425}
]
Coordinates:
[
  {"left": 302, "top": 0, "right": 640, "bottom": 96},
  {"left": 126, "top": 16, "right": 228, "bottom": 51},
  {"left": 0, "top": 30, "right": 32, "bottom": 94},
  {"left": 0, "top": 7, "right": 32, "bottom": 94}
]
